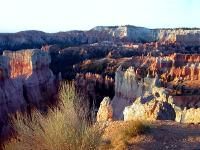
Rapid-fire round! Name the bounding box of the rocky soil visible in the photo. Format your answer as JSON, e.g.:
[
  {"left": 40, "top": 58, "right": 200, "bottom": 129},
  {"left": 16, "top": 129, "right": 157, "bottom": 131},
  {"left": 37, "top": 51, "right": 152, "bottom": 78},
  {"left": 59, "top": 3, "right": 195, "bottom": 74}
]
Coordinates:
[{"left": 102, "top": 120, "right": 200, "bottom": 150}]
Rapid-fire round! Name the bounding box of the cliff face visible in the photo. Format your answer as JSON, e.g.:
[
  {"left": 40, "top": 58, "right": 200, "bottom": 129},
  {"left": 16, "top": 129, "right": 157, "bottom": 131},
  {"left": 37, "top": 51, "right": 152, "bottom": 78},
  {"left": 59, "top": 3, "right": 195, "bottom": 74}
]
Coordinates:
[
  {"left": 0, "top": 55, "right": 26, "bottom": 121},
  {"left": 92, "top": 26, "right": 156, "bottom": 42},
  {"left": 156, "top": 29, "right": 200, "bottom": 44},
  {"left": 91, "top": 26, "right": 200, "bottom": 45},
  {"left": 111, "top": 66, "right": 160, "bottom": 119},
  {"left": 0, "top": 49, "right": 57, "bottom": 121},
  {"left": 0, "top": 26, "right": 199, "bottom": 51},
  {"left": 114, "top": 66, "right": 140, "bottom": 100}
]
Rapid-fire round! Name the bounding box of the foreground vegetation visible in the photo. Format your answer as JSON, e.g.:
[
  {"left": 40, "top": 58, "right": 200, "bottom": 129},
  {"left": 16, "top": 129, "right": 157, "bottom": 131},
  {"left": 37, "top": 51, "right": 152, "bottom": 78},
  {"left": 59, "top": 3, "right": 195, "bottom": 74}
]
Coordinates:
[{"left": 4, "top": 82, "right": 103, "bottom": 150}]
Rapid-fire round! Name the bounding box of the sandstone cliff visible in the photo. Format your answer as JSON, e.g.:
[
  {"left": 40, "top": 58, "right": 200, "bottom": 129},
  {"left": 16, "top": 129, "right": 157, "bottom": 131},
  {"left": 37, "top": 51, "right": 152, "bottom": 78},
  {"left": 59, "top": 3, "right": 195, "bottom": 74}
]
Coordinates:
[
  {"left": 92, "top": 25, "right": 200, "bottom": 45},
  {"left": 111, "top": 65, "right": 163, "bottom": 119},
  {"left": 0, "top": 26, "right": 199, "bottom": 51},
  {"left": 111, "top": 60, "right": 200, "bottom": 123},
  {"left": 0, "top": 49, "right": 57, "bottom": 122}
]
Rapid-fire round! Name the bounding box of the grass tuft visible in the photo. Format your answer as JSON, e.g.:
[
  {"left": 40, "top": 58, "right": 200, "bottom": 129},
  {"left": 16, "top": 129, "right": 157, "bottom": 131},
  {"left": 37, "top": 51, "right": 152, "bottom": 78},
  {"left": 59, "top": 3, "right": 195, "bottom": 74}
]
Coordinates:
[
  {"left": 110, "top": 121, "right": 150, "bottom": 150},
  {"left": 3, "top": 81, "right": 104, "bottom": 150}
]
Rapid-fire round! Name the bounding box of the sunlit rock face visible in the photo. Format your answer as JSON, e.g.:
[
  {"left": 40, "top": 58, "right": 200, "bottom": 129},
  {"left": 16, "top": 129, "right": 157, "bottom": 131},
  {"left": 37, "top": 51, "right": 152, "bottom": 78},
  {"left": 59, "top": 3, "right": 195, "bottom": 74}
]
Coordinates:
[
  {"left": 0, "top": 49, "right": 57, "bottom": 121},
  {"left": 91, "top": 25, "right": 156, "bottom": 42},
  {"left": 123, "top": 95, "right": 175, "bottom": 121},
  {"left": 111, "top": 54, "right": 200, "bottom": 123},
  {"left": 156, "top": 29, "right": 200, "bottom": 44},
  {"left": 114, "top": 66, "right": 142, "bottom": 100},
  {"left": 91, "top": 25, "right": 200, "bottom": 45},
  {"left": 97, "top": 97, "right": 113, "bottom": 122},
  {"left": 111, "top": 66, "right": 159, "bottom": 119},
  {"left": 175, "top": 107, "right": 200, "bottom": 124},
  {"left": 111, "top": 66, "right": 137, "bottom": 120}
]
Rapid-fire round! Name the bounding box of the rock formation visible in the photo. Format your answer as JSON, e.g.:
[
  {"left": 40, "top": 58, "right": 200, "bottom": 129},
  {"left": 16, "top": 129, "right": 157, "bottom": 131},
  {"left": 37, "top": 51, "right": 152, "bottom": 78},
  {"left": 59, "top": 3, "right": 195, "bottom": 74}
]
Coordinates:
[
  {"left": 174, "top": 107, "right": 200, "bottom": 124},
  {"left": 109, "top": 57, "right": 200, "bottom": 123},
  {"left": 97, "top": 97, "right": 113, "bottom": 122},
  {"left": 0, "top": 49, "right": 57, "bottom": 121},
  {"left": 91, "top": 25, "right": 200, "bottom": 45},
  {"left": 111, "top": 66, "right": 142, "bottom": 119},
  {"left": 0, "top": 25, "right": 199, "bottom": 51},
  {"left": 123, "top": 95, "right": 175, "bottom": 121},
  {"left": 0, "top": 55, "right": 26, "bottom": 121},
  {"left": 111, "top": 64, "right": 166, "bottom": 119}
]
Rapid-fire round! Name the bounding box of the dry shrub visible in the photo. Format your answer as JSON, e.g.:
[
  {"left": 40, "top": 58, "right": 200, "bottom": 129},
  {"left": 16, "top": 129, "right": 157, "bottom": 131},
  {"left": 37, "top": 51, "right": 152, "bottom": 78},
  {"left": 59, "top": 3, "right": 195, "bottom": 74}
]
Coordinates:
[
  {"left": 122, "top": 121, "right": 150, "bottom": 138},
  {"left": 4, "top": 81, "right": 104, "bottom": 150},
  {"left": 109, "top": 121, "right": 150, "bottom": 150}
]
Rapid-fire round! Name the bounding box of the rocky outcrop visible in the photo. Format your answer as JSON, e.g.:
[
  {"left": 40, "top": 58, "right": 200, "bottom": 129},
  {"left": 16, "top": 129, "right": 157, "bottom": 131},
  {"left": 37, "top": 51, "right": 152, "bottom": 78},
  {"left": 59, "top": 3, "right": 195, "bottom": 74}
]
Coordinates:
[
  {"left": 114, "top": 66, "right": 142, "bottom": 100},
  {"left": 97, "top": 97, "right": 113, "bottom": 122},
  {"left": 0, "top": 49, "right": 57, "bottom": 121},
  {"left": 142, "top": 53, "right": 200, "bottom": 81},
  {"left": 111, "top": 62, "right": 200, "bottom": 123},
  {"left": 123, "top": 95, "right": 175, "bottom": 121},
  {"left": 115, "top": 68, "right": 176, "bottom": 121},
  {"left": 111, "top": 66, "right": 160, "bottom": 119},
  {"left": 174, "top": 107, "right": 200, "bottom": 124}
]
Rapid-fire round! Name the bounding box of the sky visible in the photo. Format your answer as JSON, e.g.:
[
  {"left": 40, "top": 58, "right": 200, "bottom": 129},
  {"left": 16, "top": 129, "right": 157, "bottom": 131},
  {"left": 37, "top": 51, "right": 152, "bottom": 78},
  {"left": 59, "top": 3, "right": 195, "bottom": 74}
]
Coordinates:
[{"left": 0, "top": 0, "right": 199, "bottom": 33}]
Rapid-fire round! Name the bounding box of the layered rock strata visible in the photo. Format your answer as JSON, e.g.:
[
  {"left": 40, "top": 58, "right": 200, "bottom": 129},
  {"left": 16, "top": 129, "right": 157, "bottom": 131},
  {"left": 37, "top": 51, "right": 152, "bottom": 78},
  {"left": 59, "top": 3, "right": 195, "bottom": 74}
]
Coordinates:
[
  {"left": 0, "top": 49, "right": 57, "bottom": 121},
  {"left": 111, "top": 60, "right": 200, "bottom": 123},
  {"left": 0, "top": 25, "right": 200, "bottom": 51},
  {"left": 111, "top": 66, "right": 164, "bottom": 119}
]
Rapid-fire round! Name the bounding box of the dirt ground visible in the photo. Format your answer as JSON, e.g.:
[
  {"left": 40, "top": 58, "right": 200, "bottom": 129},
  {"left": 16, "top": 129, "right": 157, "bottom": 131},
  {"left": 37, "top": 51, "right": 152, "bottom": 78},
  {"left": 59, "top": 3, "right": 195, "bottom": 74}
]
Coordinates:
[{"left": 101, "top": 120, "right": 200, "bottom": 150}]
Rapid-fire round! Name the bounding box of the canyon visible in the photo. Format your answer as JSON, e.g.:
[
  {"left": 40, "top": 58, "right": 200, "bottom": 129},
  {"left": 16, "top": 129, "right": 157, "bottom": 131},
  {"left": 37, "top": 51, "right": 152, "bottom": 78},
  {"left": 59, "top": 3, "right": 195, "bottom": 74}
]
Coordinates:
[
  {"left": 0, "top": 25, "right": 200, "bottom": 144},
  {"left": 104, "top": 53, "right": 200, "bottom": 123}
]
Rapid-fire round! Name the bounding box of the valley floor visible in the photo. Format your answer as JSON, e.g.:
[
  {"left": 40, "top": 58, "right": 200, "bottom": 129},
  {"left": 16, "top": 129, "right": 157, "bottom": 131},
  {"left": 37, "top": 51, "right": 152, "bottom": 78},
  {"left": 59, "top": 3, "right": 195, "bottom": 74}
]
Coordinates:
[{"left": 101, "top": 120, "right": 200, "bottom": 150}]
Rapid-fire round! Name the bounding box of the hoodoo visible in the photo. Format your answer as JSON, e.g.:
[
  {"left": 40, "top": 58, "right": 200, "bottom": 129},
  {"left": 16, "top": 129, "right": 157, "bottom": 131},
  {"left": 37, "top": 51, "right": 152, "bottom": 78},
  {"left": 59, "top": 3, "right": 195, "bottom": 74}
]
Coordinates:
[{"left": 0, "top": 49, "right": 57, "bottom": 120}]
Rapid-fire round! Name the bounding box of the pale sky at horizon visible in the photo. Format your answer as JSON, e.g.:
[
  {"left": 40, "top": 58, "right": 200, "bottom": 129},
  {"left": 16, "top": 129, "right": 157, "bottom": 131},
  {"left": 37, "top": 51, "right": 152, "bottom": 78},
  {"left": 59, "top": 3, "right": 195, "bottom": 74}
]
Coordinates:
[{"left": 0, "top": 0, "right": 199, "bottom": 33}]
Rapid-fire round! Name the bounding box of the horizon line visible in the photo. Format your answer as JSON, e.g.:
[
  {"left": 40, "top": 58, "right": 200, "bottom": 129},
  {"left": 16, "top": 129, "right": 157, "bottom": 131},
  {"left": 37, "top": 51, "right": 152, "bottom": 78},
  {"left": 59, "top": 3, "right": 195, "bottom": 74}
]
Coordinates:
[{"left": 1, "top": 25, "right": 200, "bottom": 34}]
